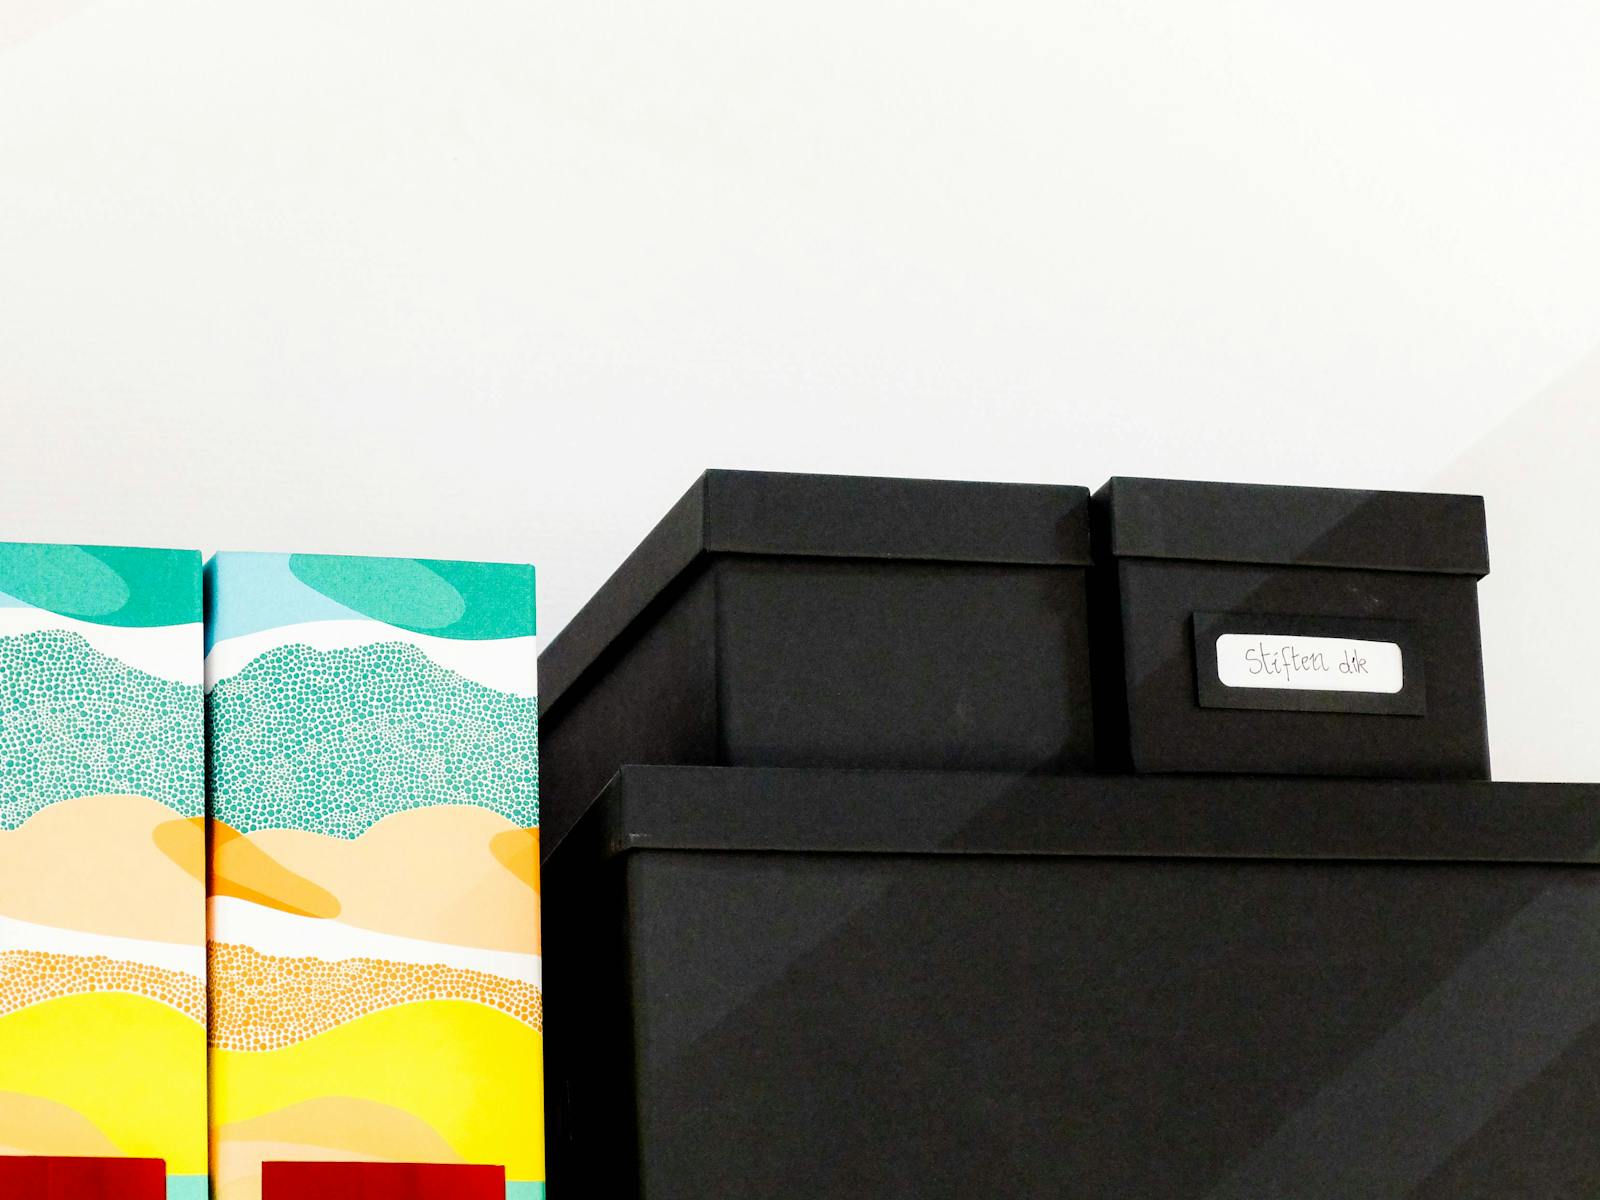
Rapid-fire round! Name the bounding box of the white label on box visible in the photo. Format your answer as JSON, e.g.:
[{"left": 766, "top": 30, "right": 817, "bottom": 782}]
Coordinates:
[{"left": 1216, "top": 633, "right": 1404, "bottom": 694}]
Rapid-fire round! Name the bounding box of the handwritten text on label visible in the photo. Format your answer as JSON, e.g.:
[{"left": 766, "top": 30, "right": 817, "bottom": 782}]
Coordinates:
[{"left": 1216, "top": 633, "right": 1404, "bottom": 695}]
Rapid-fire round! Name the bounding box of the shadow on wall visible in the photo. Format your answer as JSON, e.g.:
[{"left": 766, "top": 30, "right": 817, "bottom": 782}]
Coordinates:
[{"left": 1433, "top": 342, "right": 1600, "bottom": 783}]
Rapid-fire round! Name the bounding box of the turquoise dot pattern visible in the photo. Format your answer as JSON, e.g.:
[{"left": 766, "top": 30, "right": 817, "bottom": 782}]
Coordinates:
[
  {"left": 207, "top": 641, "right": 538, "bottom": 838},
  {"left": 0, "top": 630, "right": 204, "bottom": 829}
]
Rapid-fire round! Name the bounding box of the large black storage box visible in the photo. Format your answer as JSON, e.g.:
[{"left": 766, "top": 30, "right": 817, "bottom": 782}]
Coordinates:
[
  {"left": 1092, "top": 477, "right": 1492, "bottom": 778},
  {"left": 546, "top": 766, "right": 1600, "bottom": 1199},
  {"left": 538, "top": 470, "right": 1095, "bottom": 852}
]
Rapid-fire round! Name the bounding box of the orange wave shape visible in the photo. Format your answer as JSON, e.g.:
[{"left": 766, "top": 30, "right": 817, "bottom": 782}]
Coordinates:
[
  {"left": 208, "top": 943, "right": 542, "bottom": 1052},
  {"left": 0, "top": 795, "right": 204, "bottom": 946},
  {"left": 0, "top": 949, "right": 204, "bottom": 1024},
  {"left": 210, "top": 812, "right": 539, "bottom": 955}
]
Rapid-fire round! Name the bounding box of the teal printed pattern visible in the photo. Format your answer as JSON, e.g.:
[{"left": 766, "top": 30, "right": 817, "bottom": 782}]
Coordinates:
[
  {"left": 206, "top": 552, "right": 535, "bottom": 649},
  {"left": 0, "top": 542, "right": 200, "bottom": 627},
  {"left": 288, "top": 555, "right": 536, "bottom": 640},
  {"left": 204, "top": 553, "right": 361, "bottom": 651},
  {"left": 207, "top": 641, "right": 538, "bottom": 837},
  {"left": 0, "top": 630, "right": 204, "bottom": 829}
]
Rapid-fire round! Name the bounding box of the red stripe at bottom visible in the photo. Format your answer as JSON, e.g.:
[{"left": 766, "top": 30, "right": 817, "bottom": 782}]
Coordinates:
[
  {"left": 262, "top": 1161, "right": 507, "bottom": 1200},
  {"left": 0, "top": 1157, "right": 166, "bottom": 1199}
]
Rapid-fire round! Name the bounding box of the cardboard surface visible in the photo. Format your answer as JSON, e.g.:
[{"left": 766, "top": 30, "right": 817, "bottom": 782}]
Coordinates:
[
  {"left": 561, "top": 766, "right": 1600, "bottom": 864},
  {"left": 540, "top": 468, "right": 1093, "bottom": 715},
  {"left": 0, "top": 543, "right": 206, "bottom": 1195},
  {"left": 546, "top": 766, "right": 1600, "bottom": 1199},
  {"left": 539, "top": 470, "right": 1096, "bottom": 854},
  {"left": 204, "top": 553, "right": 542, "bottom": 1200},
  {"left": 1092, "top": 480, "right": 1493, "bottom": 778},
  {"left": 1099, "top": 476, "right": 1490, "bottom": 575}
]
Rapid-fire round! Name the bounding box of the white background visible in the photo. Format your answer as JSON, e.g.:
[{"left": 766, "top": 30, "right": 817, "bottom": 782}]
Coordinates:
[{"left": 2, "top": 1, "right": 1597, "bottom": 781}]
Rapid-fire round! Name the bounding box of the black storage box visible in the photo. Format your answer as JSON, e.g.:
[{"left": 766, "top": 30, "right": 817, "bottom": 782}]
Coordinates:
[
  {"left": 546, "top": 766, "right": 1600, "bottom": 1199},
  {"left": 1092, "top": 477, "right": 1492, "bottom": 778},
  {"left": 538, "top": 470, "right": 1095, "bottom": 852}
]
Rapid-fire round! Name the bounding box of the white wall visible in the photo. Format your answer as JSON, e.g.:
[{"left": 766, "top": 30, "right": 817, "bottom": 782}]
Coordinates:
[
  {"left": 1433, "top": 348, "right": 1600, "bottom": 783},
  {"left": 3, "top": 0, "right": 1598, "bottom": 779}
]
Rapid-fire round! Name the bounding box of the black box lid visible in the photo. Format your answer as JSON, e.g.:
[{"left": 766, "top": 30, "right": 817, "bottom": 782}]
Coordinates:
[
  {"left": 1096, "top": 477, "right": 1490, "bottom": 576},
  {"left": 551, "top": 765, "right": 1600, "bottom": 868},
  {"left": 540, "top": 470, "right": 1092, "bottom": 714}
]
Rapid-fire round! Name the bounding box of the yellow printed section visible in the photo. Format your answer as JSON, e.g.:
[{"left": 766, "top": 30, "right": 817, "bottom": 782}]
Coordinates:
[
  {"left": 0, "top": 991, "right": 207, "bottom": 1174},
  {"left": 212, "top": 999, "right": 543, "bottom": 1183},
  {"left": 224, "top": 1096, "right": 464, "bottom": 1160},
  {"left": 211, "top": 1097, "right": 465, "bottom": 1200},
  {"left": 0, "top": 1091, "right": 121, "bottom": 1156}
]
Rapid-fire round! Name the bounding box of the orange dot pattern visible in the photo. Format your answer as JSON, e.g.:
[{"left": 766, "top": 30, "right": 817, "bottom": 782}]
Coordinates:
[
  {"left": 207, "top": 941, "right": 543, "bottom": 1052},
  {"left": 0, "top": 949, "right": 205, "bottom": 1024}
]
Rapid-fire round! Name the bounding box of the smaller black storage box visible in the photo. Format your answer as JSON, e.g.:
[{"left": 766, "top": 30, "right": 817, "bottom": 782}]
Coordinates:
[
  {"left": 1092, "top": 477, "right": 1492, "bottom": 779},
  {"left": 538, "top": 470, "right": 1096, "bottom": 853},
  {"left": 545, "top": 767, "right": 1600, "bottom": 1199}
]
